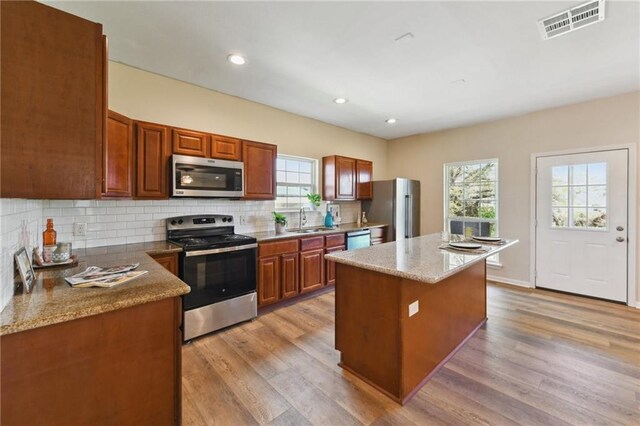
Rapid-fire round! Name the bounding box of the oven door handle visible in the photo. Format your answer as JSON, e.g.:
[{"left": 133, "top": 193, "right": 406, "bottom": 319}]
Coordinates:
[{"left": 185, "top": 243, "right": 258, "bottom": 257}]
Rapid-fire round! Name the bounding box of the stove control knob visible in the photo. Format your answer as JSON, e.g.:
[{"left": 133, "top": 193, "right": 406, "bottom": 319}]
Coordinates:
[
  {"left": 222, "top": 217, "right": 228, "bottom": 222},
  {"left": 227, "top": 216, "right": 233, "bottom": 222},
  {"left": 170, "top": 220, "right": 177, "bottom": 225},
  {"left": 178, "top": 219, "right": 184, "bottom": 225}
]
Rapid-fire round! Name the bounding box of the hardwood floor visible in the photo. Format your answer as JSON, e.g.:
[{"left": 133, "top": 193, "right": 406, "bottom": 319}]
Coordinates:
[{"left": 182, "top": 283, "right": 640, "bottom": 425}]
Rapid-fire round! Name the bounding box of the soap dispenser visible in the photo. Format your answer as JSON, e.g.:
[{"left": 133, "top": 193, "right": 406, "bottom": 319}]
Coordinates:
[{"left": 324, "top": 205, "right": 334, "bottom": 228}]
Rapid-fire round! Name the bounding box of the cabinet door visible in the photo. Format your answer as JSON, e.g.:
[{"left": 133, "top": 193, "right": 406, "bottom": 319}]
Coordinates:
[
  {"left": 103, "top": 110, "right": 134, "bottom": 198},
  {"left": 0, "top": 1, "right": 105, "bottom": 199},
  {"left": 172, "top": 128, "right": 208, "bottom": 157},
  {"left": 336, "top": 157, "right": 357, "bottom": 200},
  {"left": 258, "top": 256, "right": 280, "bottom": 307},
  {"left": 281, "top": 253, "right": 299, "bottom": 299},
  {"left": 211, "top": 135, "right": 242, "bottom": 161},
  {"left": 243, "top": 141, "right": 277, "bottom": 200},
  {"left": 150, "top": 253, "right": 178, "bottom": 276},
  {"left": 325, "top": 245, "right": 345, "bottom": 286},
  {"left": 300, "top": 249, "right": 324, "bottom": 294},
  {"left": 356, "top": 160, "right": 373, "bottom": 200},
  {"left": 135, "top": 122, "right": 170, "bottom": 199}
]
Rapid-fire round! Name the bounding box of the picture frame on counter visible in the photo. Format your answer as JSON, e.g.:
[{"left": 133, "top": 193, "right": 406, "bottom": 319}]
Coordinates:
[{"left": 14, "top": 247, "right": 35, "bottom": 293}]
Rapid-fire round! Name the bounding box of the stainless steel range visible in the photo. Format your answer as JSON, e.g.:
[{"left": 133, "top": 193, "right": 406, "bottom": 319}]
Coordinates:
[{"left": 166, "top": 214, "right": 257, "bottom": 341}]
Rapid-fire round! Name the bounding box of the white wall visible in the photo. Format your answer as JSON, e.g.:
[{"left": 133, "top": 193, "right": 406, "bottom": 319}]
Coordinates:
[{"left": 387, "top": 91, "right": 640, "bottom": 302}]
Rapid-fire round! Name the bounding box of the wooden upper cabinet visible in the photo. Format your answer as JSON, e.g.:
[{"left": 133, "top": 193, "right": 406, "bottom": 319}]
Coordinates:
[
  {"left": 323, "top": 156, "right": 357, "bottom": 201},
  {"left": 243, "top": 141, "right": 277, "bottom": 200},
  {"left": 172, "top": 128, "right": 209, "bottom": 157},
  {"left": 135, "top": 121, "right": 170, "bottom": 199},
  {"left": 0, "top": 1, "right": 105, "bottom": 199},
  {"left": 356, "top": 159, "right": 373, "bottom": 200},
  {"left": 103, "top": 110, "right": 133, "bottom": 198},
  {"left": 211, "top": 135, "right": 242, "bottom": 161}
]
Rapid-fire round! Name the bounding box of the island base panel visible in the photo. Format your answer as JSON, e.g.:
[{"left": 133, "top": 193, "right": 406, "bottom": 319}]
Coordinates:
[{"left": 335, "top": 261, "right": 487, "bottom": 404}]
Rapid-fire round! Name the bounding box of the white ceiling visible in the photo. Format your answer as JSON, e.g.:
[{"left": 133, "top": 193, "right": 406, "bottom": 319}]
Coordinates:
[{"left": 44, "top": 1, "right": 640, "bottom": 140}]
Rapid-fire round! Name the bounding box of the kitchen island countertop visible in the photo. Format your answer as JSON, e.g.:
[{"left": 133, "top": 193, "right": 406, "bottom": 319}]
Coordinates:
[
  {"left": 1, "top": 241, "right": 188, "bottom": 336},
  {"left": 326, "top": 233, "right": 518, "bottom": 284}
]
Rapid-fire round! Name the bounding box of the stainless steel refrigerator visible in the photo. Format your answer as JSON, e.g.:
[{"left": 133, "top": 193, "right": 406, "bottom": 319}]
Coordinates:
[{"left": 362, "top": 178, "right": 420, "bottom": 242}]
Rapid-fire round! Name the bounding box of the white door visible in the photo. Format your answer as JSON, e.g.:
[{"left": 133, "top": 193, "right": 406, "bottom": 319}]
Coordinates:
[{"left": 535, "top": 149, "right": 628, "bottom": 302}]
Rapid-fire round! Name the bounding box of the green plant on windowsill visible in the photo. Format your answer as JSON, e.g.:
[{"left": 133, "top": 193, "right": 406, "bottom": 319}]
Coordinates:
[{"left": 306, "top": 193, "right": 321, "bottom": 209}]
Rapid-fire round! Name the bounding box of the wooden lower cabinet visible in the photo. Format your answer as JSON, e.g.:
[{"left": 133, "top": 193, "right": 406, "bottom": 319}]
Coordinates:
[
  {"left": 0, "top": 297, "right": 182, "bottom": 424},
  {"left": 371, "top": 226, "right": 387, "bottom": 245},
  {"left": 300, "top": 248, "right": 324, "bottom": 294},
  {"left": 150, "top": 252, "right": 178, "bottom": 276},
  {"left": 281, "top": 252, "right": 299, "bottom": 299},
  {"left": 325, "top": 245, "right": 346, "bottom": 286},
  {"left": 258, "top": 255, "right": 280, "bottom": 306}
]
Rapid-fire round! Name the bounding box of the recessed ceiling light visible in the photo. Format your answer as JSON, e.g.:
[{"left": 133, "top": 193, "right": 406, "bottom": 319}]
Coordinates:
[
  {"left": 227, "top": 54, "right": 246, "bottom": 65},
  {"left": 333, "top": 97, "right": 348, "bottom": 104},
  {"left": 385, "top": 118, "right": 398, "bottom": 124}
]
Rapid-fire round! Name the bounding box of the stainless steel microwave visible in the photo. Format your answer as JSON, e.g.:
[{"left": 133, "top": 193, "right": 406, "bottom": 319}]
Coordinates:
[{"left": 172, "top": 154, "right": 244, "bottom": 198}]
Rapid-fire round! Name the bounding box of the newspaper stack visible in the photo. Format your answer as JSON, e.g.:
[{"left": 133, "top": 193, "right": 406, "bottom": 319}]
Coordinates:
[{"left": 65, "top": 263, "right": 148, "bottom": 288}]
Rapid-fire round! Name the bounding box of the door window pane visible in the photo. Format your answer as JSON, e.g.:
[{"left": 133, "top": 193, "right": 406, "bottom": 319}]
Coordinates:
[
  {"left": 552, "top": 208, "right": 568, "bottom": 227},
  {"left": 572, "top": 208, "right": 588, "bottom": 227},
  {"left": 570, "top": 164, "right": 587, "bottom": 185},
  {"left": 588, "top": 208, "right": 607, "bottom": 228},
  {"left": 552, "top": 166, "right": 569, "bottom": 185},
  {"left": 588, "top": 185, "right": 606, "bottom": 207},
  {"left": 552, "top": 187, "right": 568, "bottom": 206},
  {"left": 570, "top": 186, "right": 587, "bottom": 207},
  {"left": 588, "top": 163, "right": 607, "bottom": 184}
]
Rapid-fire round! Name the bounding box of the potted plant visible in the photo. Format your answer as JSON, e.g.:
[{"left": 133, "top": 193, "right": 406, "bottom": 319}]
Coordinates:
[
  {"left": 273, "top": 212, "right": 287, "bottom": 234},
  {"left": 306, "top": 193, "right": 321, "bottom": 210}
]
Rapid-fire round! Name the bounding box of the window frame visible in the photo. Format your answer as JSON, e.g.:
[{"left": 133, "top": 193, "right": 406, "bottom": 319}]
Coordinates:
[
  {"left": 275, "top": 154, "right": 319, "bottom": 211},
  {"left": 444, "top": 158, "right": 500, "bottom": 264}
]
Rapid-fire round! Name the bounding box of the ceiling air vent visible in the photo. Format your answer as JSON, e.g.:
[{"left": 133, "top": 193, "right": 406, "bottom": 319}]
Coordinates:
[{"left": 538, "top": 0, "right": 606, "bottom": 40}]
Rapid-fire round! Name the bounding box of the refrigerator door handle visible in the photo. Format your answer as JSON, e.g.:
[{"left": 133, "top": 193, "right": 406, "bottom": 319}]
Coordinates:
[{"left": 405, "top": 195, "right": 411, "bottom": 239}]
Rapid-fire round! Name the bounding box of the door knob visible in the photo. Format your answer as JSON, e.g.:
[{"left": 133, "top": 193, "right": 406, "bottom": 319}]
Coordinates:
[
  {"left": 616, "top": 237, "right": 625, "bottom": 242},
  {"left": 616, "top": 226, "right": 624, "bottom": 231}
]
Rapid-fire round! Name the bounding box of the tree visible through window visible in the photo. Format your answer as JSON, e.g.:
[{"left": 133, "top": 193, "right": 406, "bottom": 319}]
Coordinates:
[
  {"left": 275, "top": 155, "right": 318, "bottom": 209},
  {"left": 445, "top": 160, "right": 499, "bottom": 237}
]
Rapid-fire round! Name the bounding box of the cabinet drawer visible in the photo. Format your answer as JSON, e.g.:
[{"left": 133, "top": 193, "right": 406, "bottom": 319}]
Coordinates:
[
  {"left": 325, "top": 233, "right": 345, "bottom": 248},
  {"left": 300, "top": 236, "right": 324, "bottom": 251},
  {"left": 370, "top": 227, "right": 385, "bottom": 238},
  {"left": 259, "top": 239, "right": 299, "bottom": 257}
]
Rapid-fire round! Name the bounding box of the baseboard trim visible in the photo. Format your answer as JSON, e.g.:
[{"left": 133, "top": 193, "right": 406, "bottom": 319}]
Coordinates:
[
  {"left": 635, "top": 301, "right": 640, "bottom": 309},
  {"left": 487, "top": 275, "right": 533, "bottom": 288}
]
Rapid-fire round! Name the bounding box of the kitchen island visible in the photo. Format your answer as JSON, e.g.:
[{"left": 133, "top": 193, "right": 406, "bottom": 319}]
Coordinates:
[{"left": 325, "top": 233, "right": 517, "bottom": 405}]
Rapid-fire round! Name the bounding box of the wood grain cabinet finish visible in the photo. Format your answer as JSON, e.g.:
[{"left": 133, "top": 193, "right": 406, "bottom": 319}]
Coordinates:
[
  {"left": 281, "top": 253, "right": 300, "bottom": 299},
  {"left": 211, "top": 135, "right": 242, "bottom": 161},
  {"left": 370, "top": 226, "right": 387, "bottom": 245},
  {"left": 323, "top": 156, "right": 373, "bottom": 201},
  {"left": 135, "top": 121, "right": 170, "bottom": 199},
  {"left": 0, "top": 1, "right": 105, "bottom": 199},
  {"left": 325, "top": 245, "right": 345, "bottom": 286},
  {"left": 172, "top": 128, "right": 209, "bottom": 157},
  {"left": 356, "top": 159, "right": 373, "bottom": 200},
  {"left": 0, "top": 297, "right": 182, "bottom": 425},
  {"left": 103, "top": 110, "right": 134, "bottom": 198},
  {"left": 258, "top": 256, "right": 280, "bottom": 306},
  {"left": 243, "top": 141, "right": 277, "bottom": 200},
  {"left": 300, "top": 248, "right": 325, "bottom": 294},
  {"left": 150, "top": 253, "right": 178, "bottom": 276}
]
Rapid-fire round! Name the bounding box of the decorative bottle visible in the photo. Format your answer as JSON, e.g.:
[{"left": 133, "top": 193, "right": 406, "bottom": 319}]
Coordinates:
[
  {"left": 324, "top": 207, "right": 334, "bottom": 228},
  {"left": 43, "top": 218, "right": 57, "bottom": 246},
  {"left": 362, "top": 211, "right": 368, "bottom": 225}
]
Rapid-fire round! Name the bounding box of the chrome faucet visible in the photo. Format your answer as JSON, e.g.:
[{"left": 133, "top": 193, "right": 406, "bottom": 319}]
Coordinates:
[{"left": 300, "top": 207, "right": 307, "bottom": 228}]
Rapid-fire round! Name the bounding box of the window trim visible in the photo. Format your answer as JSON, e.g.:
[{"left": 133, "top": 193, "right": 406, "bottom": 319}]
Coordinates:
[
  {"left": 275, "top": 154, "right": 319, "bottom": 211},
  {"left": 444, "top": 158, "right": 500, "bottom": 264}
]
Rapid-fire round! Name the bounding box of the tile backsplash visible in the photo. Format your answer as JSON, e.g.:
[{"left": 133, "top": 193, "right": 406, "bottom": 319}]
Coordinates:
[
  {"left": 0, "top": 197, "right": 360, "bottom": 311},
  {"left": 1, "top": 199, "right": 44, "bottom": 310}
]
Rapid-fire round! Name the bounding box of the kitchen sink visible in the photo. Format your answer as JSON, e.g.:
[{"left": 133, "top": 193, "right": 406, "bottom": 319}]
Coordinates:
[{"left": 286, "top": 227, "right": 336, "bottom": 234}]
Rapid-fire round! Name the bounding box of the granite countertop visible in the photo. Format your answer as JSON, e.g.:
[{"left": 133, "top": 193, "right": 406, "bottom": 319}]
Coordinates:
[
  {"left": 325, "top": 233, "right": 518, "bottom": 284},
  {"left": 247, "top": 222, "right": 387, "bottom": 242},
  {"left": 1, "top": 241, "right": 188, "bottom": 336}
]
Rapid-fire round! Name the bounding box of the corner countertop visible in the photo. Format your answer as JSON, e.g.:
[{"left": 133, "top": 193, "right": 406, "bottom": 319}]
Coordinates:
[
  {"left": 1, "top": 241, "right": 188, "bottom": 336},
  {"left": 325, "top": 233, "right": 518, "bottom": 284},
  {"left": 246, "top": 222, "right": 387, "bottom": 242}
]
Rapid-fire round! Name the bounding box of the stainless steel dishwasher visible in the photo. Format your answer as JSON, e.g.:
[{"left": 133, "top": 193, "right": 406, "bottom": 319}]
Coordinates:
[{"left": 346, "top": 229, "right": 371, "bottom": 250}]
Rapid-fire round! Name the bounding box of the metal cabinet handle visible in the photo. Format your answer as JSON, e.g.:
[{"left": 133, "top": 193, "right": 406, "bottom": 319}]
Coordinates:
[{"left": 616, "top": 237, "right": 625, "bottom": 242}]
